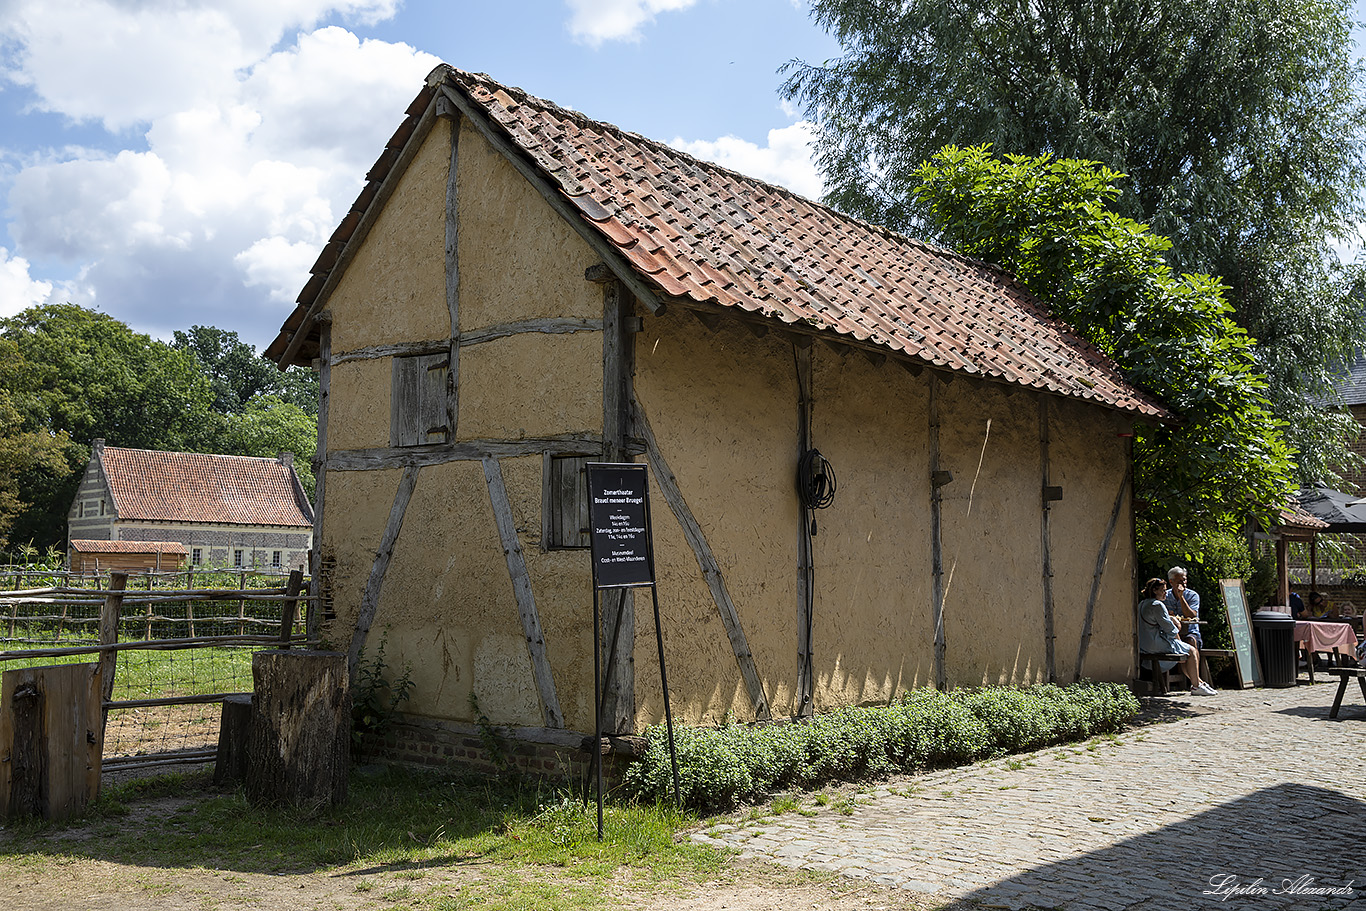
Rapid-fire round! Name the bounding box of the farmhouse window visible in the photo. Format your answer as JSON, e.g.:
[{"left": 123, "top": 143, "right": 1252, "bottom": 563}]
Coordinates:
[
  {"left": 233, "top": 549, "right": 243, "bottom": 568},
  {"left": 78, "top": 501, "right": 84, "bottom": 518},
  {"left": 391, "top": 353, "right": 449, "bottom": 446},
  {"left": 272, "top": 550, "right": 282, "bottom": 568},
  {"left": 99, "top": 499, "right": 106, "bottom": 516},
  {"left": 543, "top": 454, "right": 591, "bottom": 550},
  {"left": 192, "top": 548, "right": 202, "bottom": 566}
]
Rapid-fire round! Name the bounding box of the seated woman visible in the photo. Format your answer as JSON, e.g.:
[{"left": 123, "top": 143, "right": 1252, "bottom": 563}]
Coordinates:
[{"left": 1138, "top": 577, "right": 1216, "bottom": 695}]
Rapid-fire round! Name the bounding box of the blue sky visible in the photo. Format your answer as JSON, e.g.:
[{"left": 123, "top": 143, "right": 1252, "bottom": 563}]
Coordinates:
[
  {"left": 0, "top": 0, "right": 840, "bottom": 350},
  {"left": 1, "top": 1, "right": 1363, "bottom": 353}
]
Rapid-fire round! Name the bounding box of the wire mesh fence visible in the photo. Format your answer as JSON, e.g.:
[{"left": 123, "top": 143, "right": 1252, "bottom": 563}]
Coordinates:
[{"left": 0, "top": 569, "right": 312, "bottom": 772}]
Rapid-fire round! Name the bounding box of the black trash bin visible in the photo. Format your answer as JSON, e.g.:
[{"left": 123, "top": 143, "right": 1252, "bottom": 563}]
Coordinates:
[{"left": 1252, "top": 609, "right": 1297, "bottom": 687}]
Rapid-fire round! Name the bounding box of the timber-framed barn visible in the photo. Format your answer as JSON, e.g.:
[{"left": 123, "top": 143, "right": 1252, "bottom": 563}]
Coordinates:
[{"left": 266, "top": 65, "right": 1169, "bottom": 771}]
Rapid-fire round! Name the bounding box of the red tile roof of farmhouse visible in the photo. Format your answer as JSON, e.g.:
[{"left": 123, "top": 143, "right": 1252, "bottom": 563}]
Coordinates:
[
  {"left": 266, "top": 65, "right": 1169, "bottom": 420},
  {"left": 99, "top": 447, "right": 313, "bottom": 528},
  {"left": 69, "top": 539, "right": 188, "bottom": 555}
]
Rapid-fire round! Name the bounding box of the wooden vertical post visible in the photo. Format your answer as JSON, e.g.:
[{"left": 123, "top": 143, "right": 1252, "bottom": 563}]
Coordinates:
[
  {"left": 237, "top": 571, "right": 248, "bottom": 636},
  {"left": 1040, "top": 397, "right": 1057, "bottom": 683},
  {"left": 929, "top": 376, "right": 947, "bottom": 690},
  {"left": 0, "top": 663, "right": 103, "bottom": 821},
  {"left": 599, "top": 276, "right": 635, "bottom": 732},
  {"left": 278, "top": 570, "right": 304, "bottom": 647},
  {"left": 309, "top": 314, "right": 332, "bottom": 643},
  {"left": 98, "top": 573, "right": 127, "bottom": 735},
  {"left": 795, "top": 343, "right": 815, "bottom": 717}
]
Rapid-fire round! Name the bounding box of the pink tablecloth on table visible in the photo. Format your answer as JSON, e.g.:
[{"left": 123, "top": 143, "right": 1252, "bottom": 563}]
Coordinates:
[{"left": 1293, "top": 620, "right": 1358, "bottom": 653}]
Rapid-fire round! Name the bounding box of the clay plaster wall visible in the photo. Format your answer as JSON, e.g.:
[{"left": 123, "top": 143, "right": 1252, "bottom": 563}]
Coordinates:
[
  {"left": 318, "top": 115, "right": 604, "bottom": 733},
  {"left": 327, "top": 123, "right": 452, "bottom": 353},
  {"left": 629, "top": 309, "right": 1137, "bottom": 728}
]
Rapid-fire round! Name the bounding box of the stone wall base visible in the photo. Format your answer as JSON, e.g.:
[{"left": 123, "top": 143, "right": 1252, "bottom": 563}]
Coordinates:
[{"left": 353, "top": 714, "right": 637, "bottom": 786}]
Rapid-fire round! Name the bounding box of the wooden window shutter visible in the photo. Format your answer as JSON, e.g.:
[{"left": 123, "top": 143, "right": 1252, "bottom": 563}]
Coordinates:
[
  {"left": 544, "top": 455, "right": 591, "bottom": 549},
  {"left": 391, "top": 353, "right": 450, "bottom": 447}
]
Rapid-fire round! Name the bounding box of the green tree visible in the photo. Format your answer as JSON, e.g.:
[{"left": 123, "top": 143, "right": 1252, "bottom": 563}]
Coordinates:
[
  {"left": 0, "top": 339, "right": 71, "bottom": 552},
  {"left": 172, "top": 325, "right": 318, "bottom": 417},
  {"left": 0, "top": 304, "right": 220, "bottom": 548},
  {"left": 913, "top": 146, "right": 1294, "bottom": 546},
  {"left": 219, "top": 395, "right": 317, "bottom": 499},
  {"left": 784, "top": 0, "right": 1366, "bottom": 485}
]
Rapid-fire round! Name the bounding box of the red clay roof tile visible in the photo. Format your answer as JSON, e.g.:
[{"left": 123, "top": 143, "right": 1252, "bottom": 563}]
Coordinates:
[
  {"left": 266, "top": 66, "right": 1169, "bottom": 420},
  {"left": 99, "top": 447, "right": 313, "bottom": 528}
]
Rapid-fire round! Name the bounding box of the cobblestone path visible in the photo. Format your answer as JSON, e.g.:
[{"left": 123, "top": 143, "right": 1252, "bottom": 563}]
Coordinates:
[{"left": 692, "top": 684, "right": 1366, "bottom": 910}]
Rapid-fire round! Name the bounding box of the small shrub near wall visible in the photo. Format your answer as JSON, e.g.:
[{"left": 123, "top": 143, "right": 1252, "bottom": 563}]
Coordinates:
[{"left": 623, "top": 682, "right": 1140, "bottom": 813}]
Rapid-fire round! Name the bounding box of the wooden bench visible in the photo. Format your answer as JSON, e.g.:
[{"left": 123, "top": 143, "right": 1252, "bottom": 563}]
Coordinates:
[
  {"left": 1327, "top": 667, "right": 1366, "bottom": 719},
  {"left": 1139, "top": 653, "right": 1188, "bottom": 694},
  {"left": 1199, "top": 648, "right": 1236, "bottom": 686}
]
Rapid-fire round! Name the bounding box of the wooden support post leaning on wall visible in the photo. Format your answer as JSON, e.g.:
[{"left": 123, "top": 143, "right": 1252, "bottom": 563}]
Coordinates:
[
  {"left": 929, "top": 378, "right": 947, "bottom": 690},
  {"left": 1039, "top": 397, "right": 1057, "bottom": 683},
  {"left": 633, "top": 399, "right": 771, "bottom": 720},
  {"left": 484, "top": 457, "right": 565, "bottom": 729},
  {"left": 1074, "top": 465, "right": 1131, "bottom": 681},
  {"left": 598, "top": 275, "right": 636, "bottom": 732},
  {"left": 348, "top": 465, "right": 419, "bottom": 680}
]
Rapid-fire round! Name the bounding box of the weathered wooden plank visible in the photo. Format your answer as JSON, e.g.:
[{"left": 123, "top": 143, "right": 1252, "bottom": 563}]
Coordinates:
[
  {"left": 929, "top": 378, "right": 947, "bottom": 690},
  {"left": 98, "top": 572, "right": 127, "bottom": 733},
  {"left": 633, "top": 401, "right": 771, "bottom": 720},
  {"left": 483, "top": 457, "right": 565, "bottom": 729},
  {"left": 1074, "top": 465, "right": 1131, "bottom": 682},
  {"left": 0, "top": 662, "right": 102, "bottom": 822},
  {"left": 600, "top": 280, "right": 635, "bottom": 731},
  {"left": 310, "top": 318, "right": 331, "bottom": 642},
  {"left": 438, "top": 82, "right": 667, "bottom": 316},
  {"left": 348, "top": 465, "right": 419, "bottom": 679},
  {"left": 278, "top": 570, "right": 305, "bottom": 647},
  {"left": 326, "top": 434, "right": 624, "bottom": 471},
  {"left": 279, "top": 92, "right": 443, "bottom": 367},
  {"left": 213, "top": 694, "right": 252, "bottom": 785},
  {"left": 462, "top": 318, "right": 603, "bottom": 346},
  {"left": 795, "top": 343, "right": 814, "bottom": 718},
  {"left": 331, "top": 339, "right": 448, "bottom": 365},
  {"left": 1039, "top": 397, "right": 1057, "bottom": 684},
  {"left": 445, "top": 111, "right": 461, "bottom": 443}
]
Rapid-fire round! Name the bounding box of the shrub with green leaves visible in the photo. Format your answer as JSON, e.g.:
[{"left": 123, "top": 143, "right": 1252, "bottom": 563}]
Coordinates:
[{"left": 623, "top": 681, "right": 1139, "bottom": 812}]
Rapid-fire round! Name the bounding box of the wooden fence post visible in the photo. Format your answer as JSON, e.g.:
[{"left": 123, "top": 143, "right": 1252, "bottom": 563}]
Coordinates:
[
  {"left": 0, "top": 663, "right": 103, "bottom": 821},
  {"left": 99, "top": 573, "right": 127, "bottom": 736},
  {"left": 278, "top": 570, "right": 304, "bottom": 648}
]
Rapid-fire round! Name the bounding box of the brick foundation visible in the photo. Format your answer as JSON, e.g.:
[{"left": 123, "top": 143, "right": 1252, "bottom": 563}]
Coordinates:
[{"left": 353, "top": 715, "right": 637, "bottom": 786}]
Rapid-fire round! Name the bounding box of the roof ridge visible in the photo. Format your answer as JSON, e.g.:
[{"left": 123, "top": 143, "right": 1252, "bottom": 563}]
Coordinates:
[
  {"left": 444, "top": 66, "right": 995, "bottom": 274},
  {"left": 103, "top": 445, "right": 285, "bottom": 464}
]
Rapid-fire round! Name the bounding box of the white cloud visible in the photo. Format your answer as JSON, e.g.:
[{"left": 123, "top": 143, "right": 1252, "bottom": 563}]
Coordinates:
[
  {"left": 0, "top": 0, "right": 401, "bottom": 131},
  {"left": 0, "top": 2, "right": 437, "bottom": 347},
  {"left": 670, "top": 121, "right": 825, "bottom": 201},
  {"left": 0, "top": 247, "right": 53, "bottom": 317},
  {"left": 565, "top": 0, "right": 698, "bottom": 45}
]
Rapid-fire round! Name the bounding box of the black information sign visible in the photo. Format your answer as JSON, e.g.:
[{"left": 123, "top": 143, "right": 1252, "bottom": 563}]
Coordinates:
[{"left": 586, "top": 462, "right": 655, "bottom": 589}]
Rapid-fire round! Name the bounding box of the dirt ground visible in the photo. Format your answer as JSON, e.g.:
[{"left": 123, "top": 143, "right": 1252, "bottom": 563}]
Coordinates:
[
  {"left": 0, "top": 837, "right": 936, "bottom": 911},
  {"left": 0, "top": 779, "right": 939, "bottom": 911}
]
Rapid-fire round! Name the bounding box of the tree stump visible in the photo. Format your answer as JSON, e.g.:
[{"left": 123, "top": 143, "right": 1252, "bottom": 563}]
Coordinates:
[
  {"left": 246, "top": 650, "right": 350, "bottom": 811},
  {"left": 214, "top": 694, "right": 253, "bottom": 785},
  {"left": 0, "top": 663, "right": 102, "bottom": 821}
]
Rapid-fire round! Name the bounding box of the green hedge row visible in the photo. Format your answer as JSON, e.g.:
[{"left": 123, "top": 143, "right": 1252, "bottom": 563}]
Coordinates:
[{"left": 622, "top": 681, "right": 1140, "bottom": 812}]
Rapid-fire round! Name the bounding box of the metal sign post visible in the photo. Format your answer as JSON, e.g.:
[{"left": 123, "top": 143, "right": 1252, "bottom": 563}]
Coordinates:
[{"left": 585, "top": 462, "right": 680, "bottom": 840}]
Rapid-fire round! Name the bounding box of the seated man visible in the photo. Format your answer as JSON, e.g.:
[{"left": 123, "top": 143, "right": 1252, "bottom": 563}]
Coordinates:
[
  {"left": 1307, "top": 591, "right": 1329, "bottom": 619},
  {"left": 1164, "top": 566, "right": 1201, "bottom": 649},
  {"left": 1290, "top": 591, "right": 1306, "bottom": 620},
  {"left": 1139, "top": 578, "right": 1215, "bottom": 695}
]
